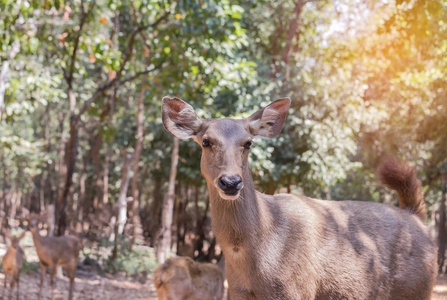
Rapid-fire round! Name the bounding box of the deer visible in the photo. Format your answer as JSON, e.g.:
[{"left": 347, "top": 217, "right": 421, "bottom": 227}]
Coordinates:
[
  {"left": 2, "top": 231, "right": 26, "bottom": 300},
  {"left": 154, "top": 256, "right": 224, "bottom": 300},
  {"left": 161, "top": 97, "right": 437, "bottom": 300},
  {"left": 28, "top": 213, "right": 82, "bottom": 300}
]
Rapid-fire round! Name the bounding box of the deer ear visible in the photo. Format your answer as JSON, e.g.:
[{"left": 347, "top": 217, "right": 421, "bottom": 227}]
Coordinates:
[
  {"left": 248, "top": 98, "right": 291, "bottom": 138},
  {"left": 162, "top": 97, "right": 203, "bottom": 139}
]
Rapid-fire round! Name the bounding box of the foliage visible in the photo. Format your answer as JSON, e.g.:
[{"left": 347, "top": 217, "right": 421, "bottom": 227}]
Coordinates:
[{"left": 82, "top": 238, "right": 159, "bottom": 275}]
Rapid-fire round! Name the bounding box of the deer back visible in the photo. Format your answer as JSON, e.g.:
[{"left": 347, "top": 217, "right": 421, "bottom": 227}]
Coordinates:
[
  {"left": 154, "top": 256, "right": 224, "bottom": 300},
  {"left": 33, "top": 234, "right": 81, "bottom": 266}
]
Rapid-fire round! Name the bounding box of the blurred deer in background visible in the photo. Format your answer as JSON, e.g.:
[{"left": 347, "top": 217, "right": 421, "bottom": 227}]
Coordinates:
[
  {"left": 28, "top": 213, "right": 81, "bottom": 300},
  {"left": 154, "top": 256, "right": 224, "bottom": 300},
  {"left": 162, "top": 97, "right": 437, "bottom": 300},
  {"left": 2, "top": 231, "right": 26, "bottom": 300}
]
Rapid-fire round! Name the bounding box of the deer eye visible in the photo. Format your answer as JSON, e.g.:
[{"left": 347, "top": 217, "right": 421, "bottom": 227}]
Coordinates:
[
  {"left": 244, "top": 141, "right": 252, "bottom": 150},
  {"left": 202, "top": 139, "right": 211, "bottom": 148}
]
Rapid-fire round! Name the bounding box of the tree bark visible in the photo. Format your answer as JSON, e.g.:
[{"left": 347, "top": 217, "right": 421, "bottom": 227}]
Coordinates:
[
  {"left": 87, "top": 104, "right": 110, "bottom": 220},
  {"left": 438, "top": 173, "right": 447, "bottom": 273},
  {"left": 47, "top": 204, "right": 55, "bottom": 237},
  {"left": 144, "top": 179, "right": 163, "bottom": 246},
  {"left": 156, "top": 137, "right": 179, "bottom": 263},
  {"left": 0, "top": 40, "right": 20, "bottom": 117},
  {"left": 103, "top": 88, "right": 117, "bottom": 206},
  {"left": 56, "top": 114, "right": 78, "bottom": 236},
  {"left": 117, "top": 152, "right": 133, "bottom": 235},
  {"left": 281, "top": 0, "right": 305, "bottom": 80},
  {"left": 55, "top": 111, "right": 67, "bottom": 200},
  {"left": 103, "top": 147, "right": 111, "bottom": 205},
  {"left": 1, "top": 154, "right": 10, "bottom": 231},
  {"left": 130, "top": 72, "right": 148, "bottom": 250}
]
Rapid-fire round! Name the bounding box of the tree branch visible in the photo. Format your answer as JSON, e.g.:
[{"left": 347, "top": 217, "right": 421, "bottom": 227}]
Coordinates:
[
  {"left": 73, "top": 6, "right": 171, "bottom": 123},
  {"left": 75, "top": 59, "right": 165, "bottom": 121},
  {"left": 64, "top": 0, "right": 91, "bottom": 86},
  {"left": 116, "top": 60, "right": 165, "bottom": 86}
]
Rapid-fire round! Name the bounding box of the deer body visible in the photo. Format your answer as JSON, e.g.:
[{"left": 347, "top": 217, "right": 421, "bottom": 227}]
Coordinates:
[
  {"left": 29, "top": 214, "right": 81, "bottom": 300},
  {"left": 2, "top": 232, "right": 26, "bottom": 300},
  {"left": 162, "top": 97, "right": 437, "bottom": 300},
  {"left": 154, "top": 256, "right": 224, "bottom": 300},
  {"left": 31, "top": 232, "right": 80, "bottom": 270},
  {"left": 212, "top": 188, "right": 435, "bottom": 299}
]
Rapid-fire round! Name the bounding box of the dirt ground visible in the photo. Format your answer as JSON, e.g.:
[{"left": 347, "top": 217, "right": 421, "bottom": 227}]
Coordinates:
[
  {"left": 0, "top": 270, "right": 158, "bottom": 300},
  {"left": 0, "top": 236, "right": 159, "bottom": 300},
  {"left": 434, "top": 275, "right": 447, "bottom": 300},
  {"left": 1, "top": 272, "right": 446, "bottom": 299}
]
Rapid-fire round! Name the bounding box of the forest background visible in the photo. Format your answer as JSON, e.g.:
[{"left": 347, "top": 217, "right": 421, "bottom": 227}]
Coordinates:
[{"left": 1, "top": 0, "right": 447, "bottom": 282}]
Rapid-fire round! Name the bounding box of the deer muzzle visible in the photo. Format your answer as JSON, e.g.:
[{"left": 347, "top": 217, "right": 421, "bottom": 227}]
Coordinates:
[{"left": 217, "top": 175, "right": 243, "bottom": 200}]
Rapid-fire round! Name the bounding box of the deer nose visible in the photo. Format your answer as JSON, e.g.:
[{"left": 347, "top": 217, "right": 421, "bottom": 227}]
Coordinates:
[{"left": 218, "top": 175, "right": 243, "bottom": 194}]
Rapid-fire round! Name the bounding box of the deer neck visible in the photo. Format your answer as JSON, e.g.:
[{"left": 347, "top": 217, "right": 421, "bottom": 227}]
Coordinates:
[
  {"left": 208, "top": 170, "right": 264, "bottom": 248},
  {"left": 31, "top": 228, "right": 44, "bottom": 247},
  {"left": 7, "top": 246, "right": 17, "bottom": 256}
]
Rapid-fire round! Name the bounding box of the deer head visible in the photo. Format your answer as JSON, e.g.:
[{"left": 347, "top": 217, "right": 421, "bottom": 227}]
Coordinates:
[
  {"left": 6, "top": 231, "right": 26, "bottom": 250},
  {"left": 162, "top": 97, "right": 291, "bottom": 200},
  {"left": 28, "top": 212, "right": 45, "bottom": 234}
]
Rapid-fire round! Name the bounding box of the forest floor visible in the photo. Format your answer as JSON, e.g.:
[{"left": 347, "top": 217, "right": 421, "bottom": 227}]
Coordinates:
[
  {"left": 0, "top": 269, "right": 158, "bottom": 300},
  {"left": 434, "top": 275, "right": 447, "bottom": 300},
  {"left": 0, "top": 272, "right": 446, "bottom": 299},
  {"left": 0, "top": 233, "right": 160, "bottom": 300}
]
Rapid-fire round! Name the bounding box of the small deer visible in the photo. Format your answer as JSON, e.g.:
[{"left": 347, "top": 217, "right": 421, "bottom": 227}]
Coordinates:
[
  {"left": 2, "top": 231, "right": 26, "bottom": 300},
  {"left": 154, "top": 256, "right": 224, "bottom": 300},
  {"left": 28, "top": 213, "right": 81, "bottom": 300},
  {"left": 162, "top": 97, "right": 437, "bottom": 300}
]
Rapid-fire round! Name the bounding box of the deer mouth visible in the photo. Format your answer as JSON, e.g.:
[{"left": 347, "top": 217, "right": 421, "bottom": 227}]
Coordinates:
[{"left": 218, "top": 190, "right": 240, "bottom": 200}]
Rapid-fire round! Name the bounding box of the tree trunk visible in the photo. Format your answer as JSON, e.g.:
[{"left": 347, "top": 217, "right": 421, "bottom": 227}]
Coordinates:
[
  {"left": 0, "top": 164, "right": 5, "bottom": 232},
  {"left": 281, "top": 0, "right": 305, "bottom": 80},
  {"left": 92, "top": 130, "right": 104, "bottom": 211},
  {"left": 103, "top": 147, "right": 111, "bottom": 205},
  {"left": 87, "top": 104, "right": 109, "bottom": 221},
  {"left": 55, "top": 111, "right": 67, "bottom": 199},
  {"left": 117, "top": 152, "right": 133, "bottom": 235},
  {"left": 145, "top": 179, "right": 163, "bottom": 246},
  {"left": 177, "top": 185, "right": 194, "bottom": 257},
  {"left": 130, "top": 72, "right": 147, "bottom": 250},
  {"left": 194, "top": 186, "right": 210, "bottom": 259},
  {"left": 438, "top": 173, "right": 447, "bottom": 273},
  {"left": 0, "top": 40, "right": 20, "bottom": 117},
  {"left": 103, "top": 88, "right": 117, "bottom": 206},
  {"left": 56, "top": 115, "right": 78, "bottom": 236},
  {"left": 156, "top": 137, "right": 179, "bottom": 263},
  {"left": 1, "top": 154, "right": 10, "bottom": 231},
  {"left": 110, "top": 152, "right": 133, "bottom": 264},
  {"left": 47, "top": 204, "right": 55, "bottom": 237},
  {"left": 77, "top": 156, "right": 87, "bottom": 229}
]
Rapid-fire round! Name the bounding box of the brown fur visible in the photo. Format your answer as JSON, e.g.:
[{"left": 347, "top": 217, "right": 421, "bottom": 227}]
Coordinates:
[
  {"left": 154, "top": 256, "right": 224, "bottom": 300},
  {"left": 28, "top": 213, "right": 81, "bottom": 300},
  {"left": 2, "top": 231, "right": 26, "bottom": 300},
  {"left": 162, "top": 97, "right": 438, "bottom": 300}
]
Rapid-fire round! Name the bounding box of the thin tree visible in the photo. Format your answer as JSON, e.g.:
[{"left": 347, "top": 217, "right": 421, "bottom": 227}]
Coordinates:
[
  {"left": 156, "top": 137, "right": 179, "bottom": 263},
  {"left": 438, "top": 173, "right": 447, "bottom": 272}
]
